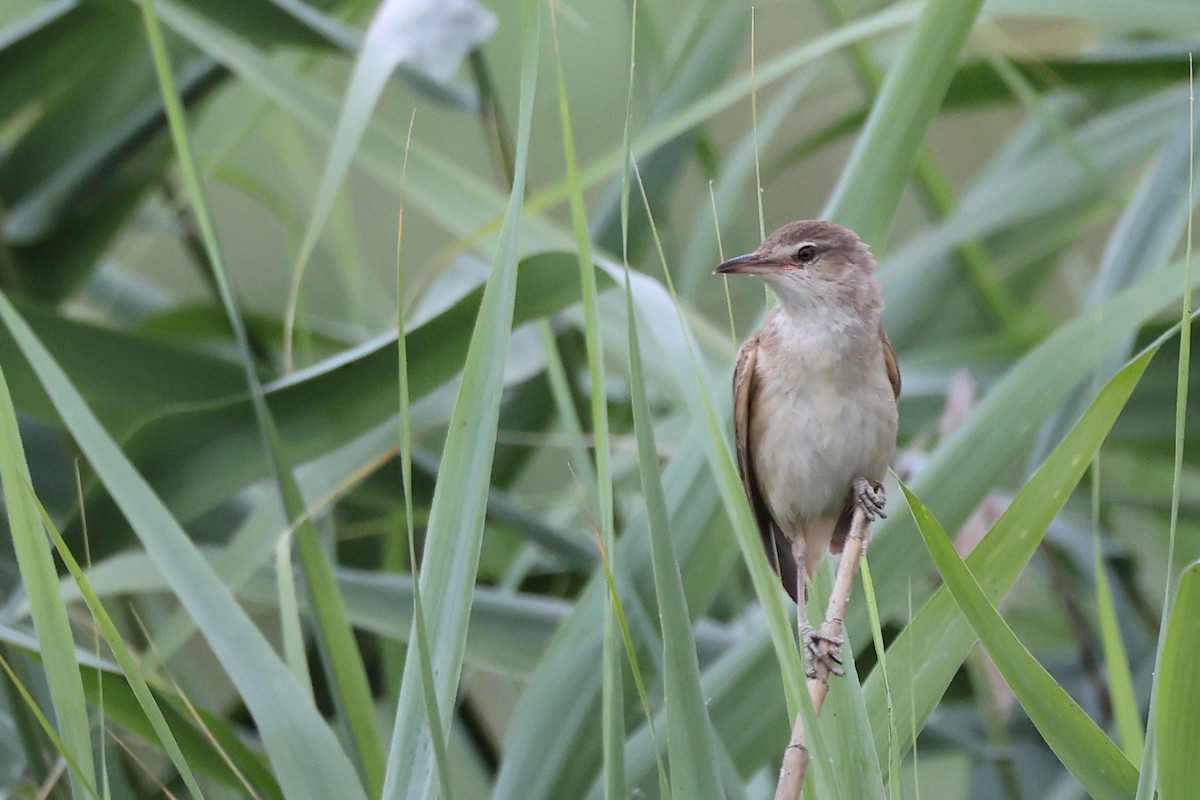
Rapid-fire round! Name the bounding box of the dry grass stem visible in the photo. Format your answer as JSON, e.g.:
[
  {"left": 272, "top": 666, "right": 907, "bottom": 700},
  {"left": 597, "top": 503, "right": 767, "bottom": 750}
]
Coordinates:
[{"left": 774, "top": 507, "right": 872, "bottom": 800}]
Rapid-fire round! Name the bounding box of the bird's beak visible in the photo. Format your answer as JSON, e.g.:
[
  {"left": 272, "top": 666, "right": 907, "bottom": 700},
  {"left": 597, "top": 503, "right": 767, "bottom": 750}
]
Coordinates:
[{"left": 714, "top": 252, "right": 771, "bottom": 275}]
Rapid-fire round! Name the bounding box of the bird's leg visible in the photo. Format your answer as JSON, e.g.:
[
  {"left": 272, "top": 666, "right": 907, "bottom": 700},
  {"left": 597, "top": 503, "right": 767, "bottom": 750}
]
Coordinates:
[
  {"left": 853, "top": 476, "right": 887, "bottom": 521},
  {"left": 795, "top": 553, "right": 844, "bottom": 679}
]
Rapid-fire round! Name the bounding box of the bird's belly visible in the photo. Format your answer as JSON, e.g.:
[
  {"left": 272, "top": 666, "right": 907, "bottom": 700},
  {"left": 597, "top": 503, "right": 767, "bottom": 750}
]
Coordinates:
[{"left": 752, "top": 375, "right": 896, "bottom": 529}]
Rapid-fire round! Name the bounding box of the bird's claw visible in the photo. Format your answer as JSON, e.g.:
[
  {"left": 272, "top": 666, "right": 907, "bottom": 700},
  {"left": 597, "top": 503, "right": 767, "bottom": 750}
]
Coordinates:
[
  {"left": 853, "top": 477, "right": 887, "bottom": 521},
  {"left": 800, "top": 624, "right": 844, "bottom": 679}
]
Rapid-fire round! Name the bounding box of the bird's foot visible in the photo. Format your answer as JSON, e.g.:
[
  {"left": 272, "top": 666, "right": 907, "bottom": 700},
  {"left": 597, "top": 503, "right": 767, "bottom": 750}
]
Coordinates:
[
  {"left": 853, "top": 477, "right": 887, "bottom": 521},
  {"left": 800, "top": 623, "right": 844, "bottom": 679}
]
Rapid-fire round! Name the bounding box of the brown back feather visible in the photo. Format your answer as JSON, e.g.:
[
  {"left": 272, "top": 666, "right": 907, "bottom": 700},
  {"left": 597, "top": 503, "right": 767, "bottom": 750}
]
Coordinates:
[{"left": 733, "top": 333, "right": 799, "bottom": 602}]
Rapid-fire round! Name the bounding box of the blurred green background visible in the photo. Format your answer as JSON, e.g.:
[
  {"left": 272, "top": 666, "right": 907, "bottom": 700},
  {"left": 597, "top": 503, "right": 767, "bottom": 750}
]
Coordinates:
[{"left": 0, "top": 0, "right": 1198, "bottom": 798}]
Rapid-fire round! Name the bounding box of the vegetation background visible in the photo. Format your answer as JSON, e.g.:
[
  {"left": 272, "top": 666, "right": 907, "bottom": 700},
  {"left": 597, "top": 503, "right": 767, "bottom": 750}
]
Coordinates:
[{"left": 0, "top": 0, "right": 1197, "bottom": 798}]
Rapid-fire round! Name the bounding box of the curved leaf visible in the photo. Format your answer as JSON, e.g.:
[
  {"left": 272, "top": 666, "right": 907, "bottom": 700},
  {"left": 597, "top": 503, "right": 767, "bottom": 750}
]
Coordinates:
[{"left": 901, "top": 479, "right": 1138, "bottom": 800}]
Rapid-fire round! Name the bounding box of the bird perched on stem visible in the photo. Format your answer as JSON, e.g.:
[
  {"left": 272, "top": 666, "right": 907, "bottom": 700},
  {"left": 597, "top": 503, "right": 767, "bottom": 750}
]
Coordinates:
[{"left": 716, "top": 220, "right": 900, "bottom": 677}]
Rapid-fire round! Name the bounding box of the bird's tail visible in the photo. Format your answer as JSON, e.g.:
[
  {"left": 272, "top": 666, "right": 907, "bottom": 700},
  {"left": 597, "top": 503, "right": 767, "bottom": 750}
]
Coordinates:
[{"left": 774, "top": 517, "right": 840, "bottom": 603}]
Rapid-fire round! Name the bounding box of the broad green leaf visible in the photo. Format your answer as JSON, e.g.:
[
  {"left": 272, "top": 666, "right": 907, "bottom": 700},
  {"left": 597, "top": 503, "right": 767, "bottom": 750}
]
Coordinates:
[
  {"left": 0, "top": 300, "right": 244, "bottom": 438},
  {"left": 864, "top": 342, "right": 1161, "bottom": 776},
  {"left": 901, "top": 481, "right": 1139, "bottom": 800},
  {"left": 1155, "top": 560, "right": 1200, "bottom": 799},
  {"left": 72, "top": 252, "right": 601, "bottom": 557},
  {"left": 858, "top": 255, "right": 1200, "bottom": 658},
  {"left": 55, "top": 552, "right": 609, "bottom": 676},
  {"left": 178, "top": 0, "right": 355, "bottom": 51},
  {"left": 0, "top": 2, "right": 217, "bottom": 301},
  {"left": 0, "top": 290, "right": 368, "bottom": 800}
]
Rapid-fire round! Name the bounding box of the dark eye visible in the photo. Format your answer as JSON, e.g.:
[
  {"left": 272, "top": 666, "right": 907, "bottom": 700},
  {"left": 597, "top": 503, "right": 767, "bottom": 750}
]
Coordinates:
[{"left": 795, "top": 244, "right": 818, "bottom": 264}]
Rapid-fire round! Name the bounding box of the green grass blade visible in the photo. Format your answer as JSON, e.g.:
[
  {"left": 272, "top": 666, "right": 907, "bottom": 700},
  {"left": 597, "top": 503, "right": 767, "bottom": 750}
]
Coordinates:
[
  {"left": 274, "top": 531, "right": 313, "bottom": 697},
  {"left": 798, "top": 570, "right": 881, "bottom": 800},
  {"left": 547, "top": 7, "right": 624, "bottom": 796},
  {"left": 242, "top": 470, "right": 376, "bottom": 733},
  {"left": 824, "top": 0, "right": 986, "bottom": 247},
  {"left": 24, "top": 494, "right": 207, "bottom": 799},
  {"left": 626, "top": 275, "right": 723, "bottom": 799},
  {"left": 1093, "top": 536, "right": 1143, "bottom": 760},
  {"left": 0, "top": 360, "right": 97, "bottom": 798},
  {"left": 0, "top": 650, "right": 99, "bottom": 800},
  {"left": 628, "top": 166, "right": 806, "bottom": 720},
  {"left": 610, "top": 14, "right": 643, "bottom": 795},
  {"left": 379, "top": 0, "right": 540, "bottom": 796},
  {"left": 1155, "top": 560, "right": 1200, "bottom": 799},
  {"left": 396, "top": 111, "right": 456, "bottom": 800},
  {"left": 811, "top": 578, "right": 886, "bottom": 800},
  {"left": 536, "top": 323, "right": 599, "bottom": 495},
  {"left": 591, "top": 520, "right": 670, "bottom": 799},
  {"left": 138, "top": 2, "right": 384, "bottom": 788},
  {"left": 0, "top": 292, "right": 368, "bottom": 800},
  {"left": 492, "top": 430, "right": 721, "bottom": 800},
  {"left": 859, "top": 556, "right": 900, "bottom": 800},
  {"left": 1137, "top": 62, "right": 1195, "bottom": 800},
  {"left": 900, "top": 481, "right": 1138, "bottom": 800},
  {"left": 71, "top": 659, "right": 280, "bottom": 799}
]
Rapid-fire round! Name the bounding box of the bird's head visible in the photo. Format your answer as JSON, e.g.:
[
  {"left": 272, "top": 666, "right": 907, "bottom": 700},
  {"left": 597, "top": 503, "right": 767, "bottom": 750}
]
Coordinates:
[{"left": 714, "top": 219, "right": 879, "bottom": 316}]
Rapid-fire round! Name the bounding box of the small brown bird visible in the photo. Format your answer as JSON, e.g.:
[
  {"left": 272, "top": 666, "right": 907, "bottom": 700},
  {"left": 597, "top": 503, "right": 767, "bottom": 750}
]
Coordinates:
[{"left": 716, "top": 220, "right": 900, "bottom": 676}]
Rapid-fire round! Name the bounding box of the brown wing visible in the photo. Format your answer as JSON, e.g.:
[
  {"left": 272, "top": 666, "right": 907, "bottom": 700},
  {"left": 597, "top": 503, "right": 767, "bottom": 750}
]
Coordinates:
[
  {"left": 881, "top": 326, "right": 901, "bottom": 399},
  {"left": 733, "top": 334, "right": 799, "bottom": 602}
]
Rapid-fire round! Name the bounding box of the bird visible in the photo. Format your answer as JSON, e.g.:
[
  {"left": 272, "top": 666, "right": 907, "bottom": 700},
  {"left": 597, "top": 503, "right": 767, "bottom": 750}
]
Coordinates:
[{"left": 715, "top": 219, "right": 900, "bottom": 677}]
